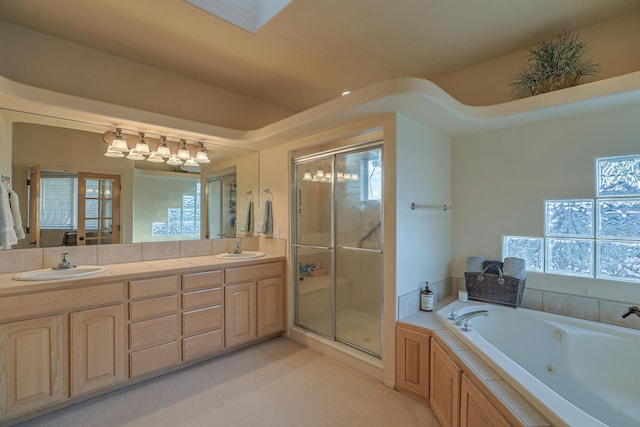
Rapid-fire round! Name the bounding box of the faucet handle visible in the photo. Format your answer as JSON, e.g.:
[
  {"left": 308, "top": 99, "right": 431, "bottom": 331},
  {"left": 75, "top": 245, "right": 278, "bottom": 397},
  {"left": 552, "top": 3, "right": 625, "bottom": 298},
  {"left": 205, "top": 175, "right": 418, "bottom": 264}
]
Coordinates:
[
  {"left": 462, "top": 319, "right": 473, "bottom": 332},
  {"left": 448, "top": 310, "right": 457, "bottom": 320},
  {"left": 622, "top": 305, "right": 640, "bottom": 319}
]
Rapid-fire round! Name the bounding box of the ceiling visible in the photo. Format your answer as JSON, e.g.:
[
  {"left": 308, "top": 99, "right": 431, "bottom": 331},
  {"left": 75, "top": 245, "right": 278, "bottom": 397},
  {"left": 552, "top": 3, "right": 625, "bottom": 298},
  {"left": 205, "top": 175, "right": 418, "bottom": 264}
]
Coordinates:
[{"left": 1, "top": 0, "right": 639, "bottom": 113}]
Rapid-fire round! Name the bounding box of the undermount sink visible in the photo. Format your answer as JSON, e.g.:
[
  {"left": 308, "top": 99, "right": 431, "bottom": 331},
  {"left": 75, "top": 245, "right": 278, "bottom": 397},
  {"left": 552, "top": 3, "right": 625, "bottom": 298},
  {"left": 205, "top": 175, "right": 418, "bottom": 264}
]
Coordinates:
[
  {"left": 13, "top": 265, "right": 108, "bottom": 281},
  {"left": 216, "top": 251, "right": 265, "bottom": 260}
]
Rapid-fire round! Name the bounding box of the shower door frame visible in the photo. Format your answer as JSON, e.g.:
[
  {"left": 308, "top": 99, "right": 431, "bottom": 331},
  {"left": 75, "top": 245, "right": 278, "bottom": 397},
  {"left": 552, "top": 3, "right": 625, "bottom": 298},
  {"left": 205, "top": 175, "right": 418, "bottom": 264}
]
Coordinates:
[{"left": 292, "top": 140, "right": 384, "bottom": 357}]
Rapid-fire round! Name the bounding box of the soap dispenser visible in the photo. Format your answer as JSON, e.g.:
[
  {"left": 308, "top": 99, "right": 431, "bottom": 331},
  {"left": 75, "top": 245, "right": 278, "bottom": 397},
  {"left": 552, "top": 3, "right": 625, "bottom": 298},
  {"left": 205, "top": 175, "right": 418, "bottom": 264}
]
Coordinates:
[{"left": 420, "top": 282, "right": 433, "bottom": 312}]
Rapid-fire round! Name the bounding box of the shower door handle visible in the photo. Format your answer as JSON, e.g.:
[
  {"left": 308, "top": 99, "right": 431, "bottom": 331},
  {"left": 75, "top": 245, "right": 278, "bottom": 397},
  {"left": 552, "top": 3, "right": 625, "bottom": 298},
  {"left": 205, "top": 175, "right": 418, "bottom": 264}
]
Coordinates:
[{"left": 292, "top": 244, "right": 333, "bottom": 250}]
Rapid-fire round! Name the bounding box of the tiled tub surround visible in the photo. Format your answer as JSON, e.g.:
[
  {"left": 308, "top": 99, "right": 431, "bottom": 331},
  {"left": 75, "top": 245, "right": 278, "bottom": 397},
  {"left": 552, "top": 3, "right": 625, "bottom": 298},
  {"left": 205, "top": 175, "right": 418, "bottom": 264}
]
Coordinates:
[
  {"left": 435, "top": 300, "right": 640, "bottom": 427},
  {"left": 451, "top": 277, "right": 640, "bottom": 331},
  {"left": 0, "top": 237, "right": 286, "bottom": 275}
]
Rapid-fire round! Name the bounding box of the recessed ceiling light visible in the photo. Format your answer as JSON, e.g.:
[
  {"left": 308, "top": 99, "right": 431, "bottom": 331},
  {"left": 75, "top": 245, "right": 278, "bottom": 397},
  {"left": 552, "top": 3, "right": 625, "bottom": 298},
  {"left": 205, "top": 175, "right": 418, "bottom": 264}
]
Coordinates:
[{"left": 341, "top": 90, "right": 351, "bottom": 96}]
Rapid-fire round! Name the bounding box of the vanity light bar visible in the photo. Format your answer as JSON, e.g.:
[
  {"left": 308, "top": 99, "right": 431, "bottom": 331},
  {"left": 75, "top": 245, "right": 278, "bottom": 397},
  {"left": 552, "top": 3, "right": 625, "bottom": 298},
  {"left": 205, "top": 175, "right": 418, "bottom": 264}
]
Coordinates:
[{"left": 103, "top": 129, "right": 210, "bottom": 164}]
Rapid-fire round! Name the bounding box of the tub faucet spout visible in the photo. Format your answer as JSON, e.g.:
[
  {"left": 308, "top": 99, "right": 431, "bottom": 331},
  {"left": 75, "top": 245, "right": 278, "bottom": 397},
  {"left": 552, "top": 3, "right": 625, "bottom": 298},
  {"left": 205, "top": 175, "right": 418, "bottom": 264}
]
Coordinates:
[
  {"left": 454, "top": 310, "right": 489, "bottom": 325},
  {"left": 622, "top": 306, "right": 640, "bottom": 319}
]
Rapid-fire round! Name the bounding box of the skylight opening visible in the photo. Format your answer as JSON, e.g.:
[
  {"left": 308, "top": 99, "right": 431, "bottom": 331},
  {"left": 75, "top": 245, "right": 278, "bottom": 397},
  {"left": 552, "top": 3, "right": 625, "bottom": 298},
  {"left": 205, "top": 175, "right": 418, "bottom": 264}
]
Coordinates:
[{"left": 185, "top": 0, "right": 293, "bottom": 34}]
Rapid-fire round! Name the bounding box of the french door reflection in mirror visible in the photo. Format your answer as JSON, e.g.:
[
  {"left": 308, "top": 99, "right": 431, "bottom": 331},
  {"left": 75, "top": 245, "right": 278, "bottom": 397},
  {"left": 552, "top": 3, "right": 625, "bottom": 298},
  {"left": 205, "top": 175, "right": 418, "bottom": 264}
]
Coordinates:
[
  {"left": 29, "top": 168, "right": 120, "bottom": 247},
  {"left": 78, "top": 173, "right": 120, "bottom": 246}
]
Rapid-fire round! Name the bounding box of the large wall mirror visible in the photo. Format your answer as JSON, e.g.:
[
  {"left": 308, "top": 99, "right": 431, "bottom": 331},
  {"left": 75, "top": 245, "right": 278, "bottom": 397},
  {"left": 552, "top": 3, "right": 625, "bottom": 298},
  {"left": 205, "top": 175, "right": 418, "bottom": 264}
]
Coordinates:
[{"left": 6, "top": 116, "right": 259, "bottom": 250}]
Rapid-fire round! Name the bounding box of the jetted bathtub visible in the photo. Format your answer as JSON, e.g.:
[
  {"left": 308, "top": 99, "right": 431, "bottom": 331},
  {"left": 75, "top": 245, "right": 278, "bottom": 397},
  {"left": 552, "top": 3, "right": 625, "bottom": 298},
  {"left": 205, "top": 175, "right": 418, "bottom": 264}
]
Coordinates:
[{"left": 437, "top": 301, "right": 640, "bottom": 427}]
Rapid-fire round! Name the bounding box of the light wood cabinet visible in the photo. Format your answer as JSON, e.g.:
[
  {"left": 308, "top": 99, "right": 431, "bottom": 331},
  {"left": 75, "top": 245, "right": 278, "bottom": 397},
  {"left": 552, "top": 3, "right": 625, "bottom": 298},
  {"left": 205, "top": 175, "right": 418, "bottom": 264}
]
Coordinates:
[
  {"left": 182, "top": 271, "right": 224, "bottom": 362},
  {"left": 460, "top": 374, "right": 511, "bottom": 427},
  {"left": 128, "top": 276, "right": 180, "bottom": 378},
  {"left": 257, "top": 277, "right": 284, "bottom": 338},
  {"left": 70, "top": 305, "right": 125, "bottom": 396},
  {"left": 396, "top": 326, "right": 430, "bottom": 401},
  {"left": 225, "top": 261, "right": 284, "bottom": 349},
  {"left": 224, "top": 281, "right": 257, "bottom": 348},
  {"left": 431, "top": 338, "right": 462, "bottom": 427},
  {"left": 0, "top": 315, "right": 66, "bottom": 418},
  {"left": 0, "top": 258, "right": 285, "bottom": 424}
]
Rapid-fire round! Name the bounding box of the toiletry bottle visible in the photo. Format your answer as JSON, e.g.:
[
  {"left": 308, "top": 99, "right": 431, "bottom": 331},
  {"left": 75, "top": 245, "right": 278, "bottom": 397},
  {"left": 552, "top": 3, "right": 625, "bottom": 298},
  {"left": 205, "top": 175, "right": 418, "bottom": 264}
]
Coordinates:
[{"left": 420, "top": 282, "right": 433, "bottom": 312}]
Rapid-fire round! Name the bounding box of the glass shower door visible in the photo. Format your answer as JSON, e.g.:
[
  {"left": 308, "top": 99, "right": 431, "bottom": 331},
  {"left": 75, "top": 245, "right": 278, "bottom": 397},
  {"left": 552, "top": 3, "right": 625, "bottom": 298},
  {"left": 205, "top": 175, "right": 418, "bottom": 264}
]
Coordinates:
[
  {"left": 294, "top": 157, "right": 334, "bottom": 337},
  {"left": 335, "top": 147, "right": 382, "bottom": 355}
]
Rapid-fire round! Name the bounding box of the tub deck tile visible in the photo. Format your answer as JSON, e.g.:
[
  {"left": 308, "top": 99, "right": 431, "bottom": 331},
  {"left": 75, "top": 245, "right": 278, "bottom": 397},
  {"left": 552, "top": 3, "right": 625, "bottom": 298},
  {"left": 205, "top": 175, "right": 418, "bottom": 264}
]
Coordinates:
[
  {"left": 455, "top": 350, "right": 501, "bottom": 381},
  {"left": 485, "top": 380, "right": 552, "bottom": 427}
]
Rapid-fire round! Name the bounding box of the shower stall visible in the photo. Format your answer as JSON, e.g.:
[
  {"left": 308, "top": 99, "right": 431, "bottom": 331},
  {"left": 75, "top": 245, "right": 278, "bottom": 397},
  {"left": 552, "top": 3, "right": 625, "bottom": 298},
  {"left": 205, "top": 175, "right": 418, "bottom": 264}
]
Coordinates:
[{"left": 293, "top": 143, "right": 383, "bottom": 357}]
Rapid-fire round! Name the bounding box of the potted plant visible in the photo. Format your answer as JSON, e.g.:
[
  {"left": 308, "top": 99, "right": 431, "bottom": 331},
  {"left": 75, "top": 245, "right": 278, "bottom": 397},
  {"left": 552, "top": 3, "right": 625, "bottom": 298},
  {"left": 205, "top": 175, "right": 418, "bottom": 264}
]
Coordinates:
[{"left": 512, "top": 30, "right": 600, "bottom": 98}]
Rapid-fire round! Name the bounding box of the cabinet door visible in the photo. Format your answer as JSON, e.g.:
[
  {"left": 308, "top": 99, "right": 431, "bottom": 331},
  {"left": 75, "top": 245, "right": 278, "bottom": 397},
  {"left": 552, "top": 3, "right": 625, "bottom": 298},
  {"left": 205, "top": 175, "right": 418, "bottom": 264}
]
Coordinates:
[
  {"left": 431, "top": 339, "right": 462, "bottom": 427},
  {"left": 224, "top": 282, "right": 257, "bottom": 348},
  {"left": 396, "top": 326, "right": 430, "bottom": 401},
  {"left": 0, "top": 315, "right": 66, "bottom": 418},
  {"left": 70, "top": 305, "right": 125, "bottom": 396},
  {"left": 257, "top": 277, "right": 284, "bottom": 338},
  {"left": 460, "top": 374, "right": 511, "bottom": 427}
]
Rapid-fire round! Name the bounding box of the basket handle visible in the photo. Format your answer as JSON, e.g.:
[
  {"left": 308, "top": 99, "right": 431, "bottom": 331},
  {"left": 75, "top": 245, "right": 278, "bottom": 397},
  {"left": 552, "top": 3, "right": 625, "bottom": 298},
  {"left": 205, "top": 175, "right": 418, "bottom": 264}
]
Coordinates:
[{"left": 477, "top": 265, "right": 505, "bottom": 285}]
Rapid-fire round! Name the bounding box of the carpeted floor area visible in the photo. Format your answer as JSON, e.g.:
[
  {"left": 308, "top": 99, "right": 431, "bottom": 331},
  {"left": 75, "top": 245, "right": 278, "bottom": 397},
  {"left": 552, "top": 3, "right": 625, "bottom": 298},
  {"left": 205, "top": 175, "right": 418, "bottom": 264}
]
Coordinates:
[{"left": 17, "top": 338, "right": 440, "bottom": 427}]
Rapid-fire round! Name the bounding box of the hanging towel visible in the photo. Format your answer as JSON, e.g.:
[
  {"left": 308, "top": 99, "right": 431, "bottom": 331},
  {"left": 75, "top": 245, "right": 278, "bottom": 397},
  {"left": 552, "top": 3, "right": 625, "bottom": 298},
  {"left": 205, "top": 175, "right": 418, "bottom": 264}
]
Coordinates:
[
  {"left": 255, "top": 200, "right": 273, "bottom": 235},
  {"left": 9, "top": 189, "right": 25, "bottom": 240},
  {"left": 0, "top": 182, "right": 17, "bottom": 249},
  {"left": 503, "top": 257, "right": 526, "bottom": 280},
  {"left": 465, "top": 256, "right": 485, "bottom": 272},
  {"left": 237, "top": 199, "right": 254, "bottom": 233}
]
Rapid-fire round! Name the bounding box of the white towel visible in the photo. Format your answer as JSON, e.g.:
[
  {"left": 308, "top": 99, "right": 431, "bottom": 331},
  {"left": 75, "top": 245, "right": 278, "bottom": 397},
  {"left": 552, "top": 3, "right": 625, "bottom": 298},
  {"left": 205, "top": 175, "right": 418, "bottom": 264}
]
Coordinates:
[
  {"left": 466, "top": 256, "right": 485, "bottom": 272},
  {"left": 0, "top": 182, "right": 17, "bottom": 249},
  {"left": 255, "top": 200, "right": 273, "bottom": 235},
  {"left": 9, "top": 189, "right": 25, "bottom": 240},
  {"left": 503, "top": 257, "right": 526, "bottom": 280},
  {"left": 237, "top": 200, "right": 253, "bottom": 233}
]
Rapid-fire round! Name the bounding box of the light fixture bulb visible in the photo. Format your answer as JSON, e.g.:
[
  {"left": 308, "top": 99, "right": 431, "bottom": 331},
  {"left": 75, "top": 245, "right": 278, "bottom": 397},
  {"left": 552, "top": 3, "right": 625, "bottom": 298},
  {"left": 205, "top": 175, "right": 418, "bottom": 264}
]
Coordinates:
[
  {"left": 134, "top": 132, "right": 151, "bottom": 155},
  {"left": 184, "top": 157, "right": 199, "bottom": 167},
  {"left": 146, "top": 151, "right": 164, "bottom": 163},
  {"left": 303, "top": 172, "right": 312, "bottom": 181},
  {"left": 195, "top": 142, "right": 210, "bottom": 163},
  {"left": 343, "top": 173, "right": 351, "bottom": 180},
  {"left": 351, "top": 173, "right": 359, "bottom": 181},
  {"left": 104, "top": 146, "right": 124, "bottom": 158},
  {"left": 167, "top": 155, "right": 183, "bottom": 166},
  {"left": 177, "top": 139, "right": 190, "bottom": 160},
  {"left": 157, "top": 136, "right": 171, "bottom": 158},
  {"left": 316, "top": 170, "right": 324, "bottom": 178},
  {"left": 126, "top": 151, "right": 145, "bottom": 160}
]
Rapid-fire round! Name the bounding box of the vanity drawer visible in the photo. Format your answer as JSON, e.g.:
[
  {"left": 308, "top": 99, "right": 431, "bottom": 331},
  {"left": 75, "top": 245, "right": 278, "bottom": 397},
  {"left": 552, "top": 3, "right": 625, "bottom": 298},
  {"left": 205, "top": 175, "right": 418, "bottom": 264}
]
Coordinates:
[
  {"left": 129, "top": 295, "right": 178, "bottom": 321},
  {"left": 183, "top": 306, "right": 223, "bottom": 336},
  {"left": 129, "top": 314, "right": 178, "bottom": 350},
  {"left": 129, "top": 276, "right": 178, "bottom": 300},
  {"left": 182, "top": 288, "right": 222, "bottom": 310},
  {"left": 0, "top": 282, "right": 124, "bottom": 323},
  {"left": 183, "top": 329, "right": 223, "bottom": 362},
  {"left": 129, "top": 341, "right": 180, "bottom": 378},
  {"left": 182, "top": 270, "right": 223, "bottom": 292},
  {"left": 225, "top": 262, "right": 283, "bottom": 284}
]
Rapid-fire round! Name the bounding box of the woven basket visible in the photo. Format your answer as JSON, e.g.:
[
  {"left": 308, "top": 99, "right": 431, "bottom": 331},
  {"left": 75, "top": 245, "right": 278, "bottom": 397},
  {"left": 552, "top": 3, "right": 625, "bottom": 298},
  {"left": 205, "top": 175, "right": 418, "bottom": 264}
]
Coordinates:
[{"left": 464, "top": 264, "right": 525, "bottom": 308}]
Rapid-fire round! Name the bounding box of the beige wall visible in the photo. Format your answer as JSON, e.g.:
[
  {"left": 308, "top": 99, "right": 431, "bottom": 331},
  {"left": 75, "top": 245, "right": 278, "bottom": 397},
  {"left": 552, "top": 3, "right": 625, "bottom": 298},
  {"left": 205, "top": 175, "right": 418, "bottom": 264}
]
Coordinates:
[
  {"left": 433, "top": 10, "right": 640, "bottom": 106},
  {"left": 395, "top": 114, "right": 451, "bottom": 297},
  {"left": 0, "top": 20, "right": 293, "bottom": 130},
  {"left": 452, "top": 101, "right": 640, "bottom": 302},
  {"left": 0, "top": 114, "right": 11, "bottom": 180}
]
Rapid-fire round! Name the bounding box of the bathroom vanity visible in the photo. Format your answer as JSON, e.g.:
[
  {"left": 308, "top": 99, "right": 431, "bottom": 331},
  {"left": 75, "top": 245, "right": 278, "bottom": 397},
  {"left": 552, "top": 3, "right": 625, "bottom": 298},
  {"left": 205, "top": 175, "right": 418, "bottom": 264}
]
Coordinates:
[{"left": 0, "top": 255, "right": 285, "bottom": 424}]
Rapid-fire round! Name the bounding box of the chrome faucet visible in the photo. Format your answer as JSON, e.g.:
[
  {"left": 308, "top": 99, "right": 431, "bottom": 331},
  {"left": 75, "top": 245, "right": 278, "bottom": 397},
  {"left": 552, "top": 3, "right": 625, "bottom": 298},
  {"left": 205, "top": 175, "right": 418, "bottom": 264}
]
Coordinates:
[
  {"left": 454, "top": 310, "right": 489, "bottom": 325},
  {"left": 457, "top": 310, "right": 489, "bottom": 332},
  {"left": 622, "top": 306, "right": 640, "bottom": 319},
  {"left": 232, "top": 241, "right": 242, "bottom": 254},
  {"left": 53, "top": 252, "right": 73, "bottom": 270}
]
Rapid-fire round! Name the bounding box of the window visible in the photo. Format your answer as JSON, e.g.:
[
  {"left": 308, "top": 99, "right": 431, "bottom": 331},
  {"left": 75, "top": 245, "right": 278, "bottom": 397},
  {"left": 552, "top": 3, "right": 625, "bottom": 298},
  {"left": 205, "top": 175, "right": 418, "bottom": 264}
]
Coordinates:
[
  {"left": 504, "top": 154, "right": 640, "bottom": 283},
  {"left": 40, "top": 173, "right": 78, "bottom": 229}
]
